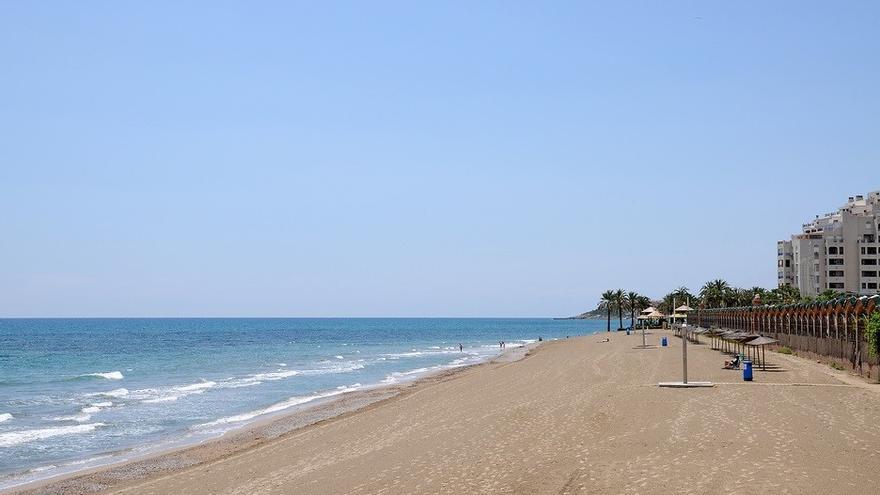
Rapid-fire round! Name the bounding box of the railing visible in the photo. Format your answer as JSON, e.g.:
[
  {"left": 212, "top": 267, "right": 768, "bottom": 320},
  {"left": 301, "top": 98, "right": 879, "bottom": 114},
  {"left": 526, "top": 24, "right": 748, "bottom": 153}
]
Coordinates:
[{"left": 692, "top": 296, "right": 879, "bottom": 379}]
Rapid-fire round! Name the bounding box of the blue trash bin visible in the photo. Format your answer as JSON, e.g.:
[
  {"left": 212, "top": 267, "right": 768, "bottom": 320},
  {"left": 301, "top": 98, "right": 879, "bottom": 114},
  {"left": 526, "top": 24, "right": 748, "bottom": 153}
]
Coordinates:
[
  {"left": 743, "top": 360, "right": 753, "bottom": 381},
  {"left": 661, "top": 336, "right": 668, "bottom": 347}
]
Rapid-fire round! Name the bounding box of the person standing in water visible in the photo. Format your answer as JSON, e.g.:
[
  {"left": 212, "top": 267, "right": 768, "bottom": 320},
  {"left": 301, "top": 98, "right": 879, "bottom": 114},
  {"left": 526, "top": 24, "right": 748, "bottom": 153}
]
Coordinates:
[{"left": 459, "top": 343, "right": 463, "bottom": 352}]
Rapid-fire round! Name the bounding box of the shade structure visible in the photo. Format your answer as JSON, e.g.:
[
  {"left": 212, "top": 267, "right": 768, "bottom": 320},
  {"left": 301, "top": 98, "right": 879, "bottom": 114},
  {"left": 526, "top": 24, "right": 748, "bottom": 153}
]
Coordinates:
[
  {"left": 744, "top": 336, "right": 779, "bottom": 347},
  {"left": 675, "top": 304, "right": 694, "bottom": 312},
  {"left": 640, "top": 306, "right": 656, "bottom": 315},
  {"left": 744, "top": 336, "right": 780, "bottom": 371}
]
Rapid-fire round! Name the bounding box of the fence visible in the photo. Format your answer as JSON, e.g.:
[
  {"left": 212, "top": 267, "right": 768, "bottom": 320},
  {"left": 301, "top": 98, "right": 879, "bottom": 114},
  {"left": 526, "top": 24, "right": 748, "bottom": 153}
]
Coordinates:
[{"left": 694, "top": 295, "right": 880, "bottom": 379}]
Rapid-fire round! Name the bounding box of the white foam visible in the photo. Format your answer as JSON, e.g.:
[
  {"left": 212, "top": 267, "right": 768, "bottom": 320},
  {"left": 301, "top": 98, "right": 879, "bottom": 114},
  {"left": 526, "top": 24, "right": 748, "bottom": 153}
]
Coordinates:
[
  {"left": 384, "top": 349, "right": 458, "bottom": 359},
  {"left": 53, "top": 413, "right": 92, "bottom": 423},
  {"left": 0, "top": 423, "right": 105, "bottom": 447},
  {"left": 196, "top": 385, "right": 362, "bottom": 429},
  {"left": 87, "top": 388, "right": 129, "bottom": 399},
  {"left": 300, "top": 362, "right": 365, "bottom": 375},
  {"left": 222, "top": 370, "right": 300, "bottom": 388},
  {"left": 79, "top": 371, "right": 124, "bottom": 380},
  {"left": 53, "top": 401, "right": 113, "bottom": 423},
  {"left": 134, "top": 380, "right": 217, "bottom": 404},
  {"left": 0, "top": 413, "right": 12, "bottom": 423},
  {"left": 175, "top": 381, "right": 216, "bottom": 392}
]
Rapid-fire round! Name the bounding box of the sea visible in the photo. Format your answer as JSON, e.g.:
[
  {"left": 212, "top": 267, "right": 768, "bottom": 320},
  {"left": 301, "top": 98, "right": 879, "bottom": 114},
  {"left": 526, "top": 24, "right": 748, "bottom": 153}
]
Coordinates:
[{"left": 0, "top": 317, "right": 604, "bottom": 488}]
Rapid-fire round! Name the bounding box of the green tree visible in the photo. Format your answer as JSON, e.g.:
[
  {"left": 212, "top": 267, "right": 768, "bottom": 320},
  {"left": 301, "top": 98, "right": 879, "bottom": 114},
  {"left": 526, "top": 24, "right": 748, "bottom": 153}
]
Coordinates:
[
  {"left": 624, "top": 291, "right": 645, "bottom": 330},
  {"left": 765, "top": 285, "right": 800, "bottom": 305},
  {"left": 599, "top": 290, "right": 616, "bottom": 332},
  {"left": 817, "top": 289, "right": 842, "bottom": 302},
  {"left": 700, "top": 279, "right": 730, "bottom": 308},
  {"left": 867, "top": 311, "right": 880, "bottom": 358},
  {"left": 614, "top": 289, "right": 625, "bottom": 330}
]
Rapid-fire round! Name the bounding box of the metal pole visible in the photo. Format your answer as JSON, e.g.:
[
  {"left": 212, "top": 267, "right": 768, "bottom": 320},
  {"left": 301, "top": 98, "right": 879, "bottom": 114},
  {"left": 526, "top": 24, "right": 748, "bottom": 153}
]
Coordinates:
[
  {"left": 682, "top": 322, "right": 688, "bottom": 384},
  {"left": 676, "top": 297, "right": 688, "bottom": 383}
]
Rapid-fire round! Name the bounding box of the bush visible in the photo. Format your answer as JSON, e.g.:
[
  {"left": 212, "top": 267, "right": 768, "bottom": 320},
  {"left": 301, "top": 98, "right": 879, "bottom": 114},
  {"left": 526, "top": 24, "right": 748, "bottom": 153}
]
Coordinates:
[
  {"left": 830, "top": 362, "right": 846, "bottom": 371},
  {"left": 777, "top": 346, "right": 793, "bottom": 355},
  {"left": 867, "top": 312, "right": 880, "bottom": 358}
]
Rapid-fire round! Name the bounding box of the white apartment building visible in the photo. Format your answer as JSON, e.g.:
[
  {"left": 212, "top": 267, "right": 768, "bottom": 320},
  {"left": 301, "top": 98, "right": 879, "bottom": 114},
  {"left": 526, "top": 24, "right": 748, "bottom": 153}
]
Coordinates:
[{"left": 778, "top": 191, "right": 880, "bottom": 296}]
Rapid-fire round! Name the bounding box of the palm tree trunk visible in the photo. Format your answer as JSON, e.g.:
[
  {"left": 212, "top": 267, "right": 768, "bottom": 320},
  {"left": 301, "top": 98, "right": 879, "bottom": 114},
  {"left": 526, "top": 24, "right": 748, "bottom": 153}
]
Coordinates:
[
  {"left": 618, "top": 307, "right": 623, "bottom": 330},
  {"left": 607, "top": 309, "right": 611, "bottom": 332}
]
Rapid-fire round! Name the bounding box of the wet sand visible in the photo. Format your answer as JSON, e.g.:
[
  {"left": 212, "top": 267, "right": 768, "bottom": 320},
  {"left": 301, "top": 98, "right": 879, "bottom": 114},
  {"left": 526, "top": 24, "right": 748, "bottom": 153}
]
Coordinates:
[{"left": 12, "top": 330, "right": 880, "bottom": 494}]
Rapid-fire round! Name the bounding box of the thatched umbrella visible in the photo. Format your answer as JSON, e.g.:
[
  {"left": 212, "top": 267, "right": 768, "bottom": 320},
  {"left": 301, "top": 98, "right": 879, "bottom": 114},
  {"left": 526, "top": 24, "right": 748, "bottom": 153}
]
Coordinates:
[{"left": 744, "top": 336, "right": 779, "bottom": 371}]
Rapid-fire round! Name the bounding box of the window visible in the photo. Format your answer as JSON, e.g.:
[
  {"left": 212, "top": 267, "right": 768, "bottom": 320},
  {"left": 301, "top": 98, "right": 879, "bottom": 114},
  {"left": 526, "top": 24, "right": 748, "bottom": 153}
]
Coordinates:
[
  {"left": 863, "top": 271, "right": 878, "bottom": 278},
  {"left": 870, "top": 247, "right": 878, "bottom": 255},
  {"left": 862, "top": 247, "right": 866, "bottom": 255},
  {"left": 865, "top": 234, "right": 876, "bottom": 243},
  {"left": 828, "top": 246, "right": 838, "bottom": 255},
  {"left": 785, "top": 259, "right": 791, "bottom": 267},
  {"left": 828, "top": 258, "right": 845, "bottom": 265},
  {"left": 869, "top": 283, "right": 879, "bottom": 290},
  {"left": 829, "top": 283, "right": 845, "bottom": 289},
  {"left": 862, "top": 259, "right": 878, "bottom": 265},
  {"left": 829, "top": 270, "right": 844, "bottom": 277},
  {"left": 863, "top": 283, "right": 868, "bottom": 289}
]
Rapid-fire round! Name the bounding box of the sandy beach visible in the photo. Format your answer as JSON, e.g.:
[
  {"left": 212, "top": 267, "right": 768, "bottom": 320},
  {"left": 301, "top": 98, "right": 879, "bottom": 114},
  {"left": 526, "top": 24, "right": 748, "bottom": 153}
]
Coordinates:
[{"left": 12, "top": 329, "right": 880, "bottom": 495}]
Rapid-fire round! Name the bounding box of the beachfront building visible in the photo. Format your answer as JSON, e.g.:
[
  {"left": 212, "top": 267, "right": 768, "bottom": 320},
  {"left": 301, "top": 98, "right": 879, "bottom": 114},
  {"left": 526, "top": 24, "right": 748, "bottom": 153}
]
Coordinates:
[{"left": 778, "top": 191, "right": 880, "bottom": 296}]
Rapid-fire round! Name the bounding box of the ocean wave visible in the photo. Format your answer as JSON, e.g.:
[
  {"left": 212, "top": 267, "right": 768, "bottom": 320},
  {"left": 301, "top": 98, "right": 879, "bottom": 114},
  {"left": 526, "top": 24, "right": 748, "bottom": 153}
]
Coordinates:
[
  {"left": 0, "top": 423, "right": 105, "bottom": 447},
  {"left": 384, "top": 349, "right": 459, "bottom": 359},
  {"left": 76, "top": 371, "right": 124, "bottom": 381},
  {"left": 0, "top": 413, "right": 12, "bottom": 423},
  {"left": 53, "top": 401, "right": 114, "bottom": 423},
  {"left": 195, "top": 385, "right": 362, "bottom": 429},
  {"left": 381, "top": 366, "right": 436, "bottom": 384},
  {"left": 246, "top": 370, "right": 299, "bottom": 382},
  {"left": 85, "top": 388, "right": 129, "bottom": 399},
  {"left": 222, "top": 370, "right": 300, "bottom": 388},
  {"left": 134, "top": 380, "right": 217, "bottom": 404},
  {"left": 299, "top": 362, "right": 365, "bottom": 375}
]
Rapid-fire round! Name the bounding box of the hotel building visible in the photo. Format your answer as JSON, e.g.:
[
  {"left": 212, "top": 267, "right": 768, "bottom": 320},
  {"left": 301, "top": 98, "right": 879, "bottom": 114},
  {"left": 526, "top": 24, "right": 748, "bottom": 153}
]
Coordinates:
[{"left": 778, "top": 191, "right": 880, "bottom": 296}]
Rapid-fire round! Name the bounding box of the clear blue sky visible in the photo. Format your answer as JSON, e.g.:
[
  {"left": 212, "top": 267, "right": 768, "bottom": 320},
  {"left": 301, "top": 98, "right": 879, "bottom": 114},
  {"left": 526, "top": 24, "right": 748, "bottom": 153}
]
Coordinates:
[{"left": 1, "top": 1, "right": 877, "bottom": 317}]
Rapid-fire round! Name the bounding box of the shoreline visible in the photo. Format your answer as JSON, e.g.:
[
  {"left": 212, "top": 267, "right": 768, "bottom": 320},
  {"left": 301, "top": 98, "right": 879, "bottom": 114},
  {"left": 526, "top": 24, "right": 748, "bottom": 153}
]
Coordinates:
[
  {"left": 10, "top": 331, "right": 880, "bottom": 493},
  {"left": 4, "top": 342, "right": 540, "bottom": 494}
]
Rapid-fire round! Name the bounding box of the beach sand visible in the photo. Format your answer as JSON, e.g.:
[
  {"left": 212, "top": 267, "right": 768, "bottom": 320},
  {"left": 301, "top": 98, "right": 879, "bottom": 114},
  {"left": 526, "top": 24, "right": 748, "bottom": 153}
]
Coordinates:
[{"left": 13, "top": 330, "right": 880, "bottom": 495}]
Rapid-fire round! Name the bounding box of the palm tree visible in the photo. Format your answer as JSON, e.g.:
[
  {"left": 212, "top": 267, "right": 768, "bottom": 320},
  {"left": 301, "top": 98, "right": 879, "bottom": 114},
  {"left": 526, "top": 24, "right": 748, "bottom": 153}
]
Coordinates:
[
  {"left": 625, "top": 291, "right": 648, "bottom": 329},
  {"left": 700, "top": 279, "right": 730, "bottom": 308},
  {"left": 774, "top": 284, "right": 800, "bottom": 304},
  {"left": 614, "top": 289, "right": 625, "bottom": 330},
  {"left": 817, "top": 289, "right": 841, "bottom": 302},
  {"left": 599, "top": 290, "right": 615, "bottom": 332}
]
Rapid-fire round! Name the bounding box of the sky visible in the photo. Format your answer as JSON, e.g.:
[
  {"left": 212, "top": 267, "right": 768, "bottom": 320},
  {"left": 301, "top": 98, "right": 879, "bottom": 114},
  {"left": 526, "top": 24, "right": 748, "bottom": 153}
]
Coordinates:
[{"left": 1, "top": 1, "right": 878, "bottom": 317}]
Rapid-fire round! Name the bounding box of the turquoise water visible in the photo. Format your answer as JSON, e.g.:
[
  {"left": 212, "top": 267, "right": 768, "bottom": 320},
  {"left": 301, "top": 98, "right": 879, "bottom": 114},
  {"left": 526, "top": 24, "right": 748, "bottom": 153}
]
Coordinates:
[{"left": 0, "top": 318, "right": 603, "bottom": 486}]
